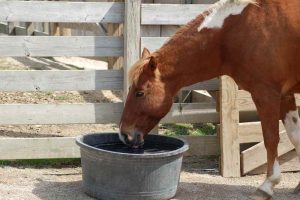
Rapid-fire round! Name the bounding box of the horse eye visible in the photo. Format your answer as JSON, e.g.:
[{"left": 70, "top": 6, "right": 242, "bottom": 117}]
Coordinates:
[{"left": 135, "top": 91, "right": 144, "bottom": 97}]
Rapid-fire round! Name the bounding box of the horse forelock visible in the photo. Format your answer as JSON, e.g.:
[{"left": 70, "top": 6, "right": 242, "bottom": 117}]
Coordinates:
[{"left": 128, "top": 58, "right": 149, "bottom": 86}]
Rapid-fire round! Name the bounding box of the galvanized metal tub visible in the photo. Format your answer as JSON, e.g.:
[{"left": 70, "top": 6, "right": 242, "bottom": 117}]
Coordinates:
[{"left": 76, "top": 133, "right": 189, "bottom": 200}]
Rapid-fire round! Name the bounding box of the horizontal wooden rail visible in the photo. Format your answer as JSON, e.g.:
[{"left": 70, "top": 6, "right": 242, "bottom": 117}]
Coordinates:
[
  {"left": 0, "top": 1, "right": 124, "bottom": 23},
  {"left": 238, "top": 122, "right": 285, "bottom": 143},
  {"left": 141, "top": 37, "right": 168, "bottom": 52},
  {"left": 142, "top": 4, "right": 209, "bottom": 25},
  {"left": 0, "top": 135, "right": 219, "bottom": 160},
  {"left": 0, "top": 36, "right": 123, "bottom": 57},
  {"left": 182, "top": 79, "right": 219, "bottom": 91},
  {"left": 0, "top": 103, "right": 123, "bottom": 125},
  {"left": 164, "top": 103, "right": 218, "bottom": 124},
  {"left": 238, "top": 90, "right": 300, "bottom": 111},
  {"left": 0, "top": 70, "right": 218, "bottom": 92},
  {"left": 0, "top": 137, "right": 80, "bottom": 160},
  {"left": 0, "top": 103, "right": 218, "bottom": 125},
  {"left": 0, "top": 70, "right": 123, "bottom": 91}
]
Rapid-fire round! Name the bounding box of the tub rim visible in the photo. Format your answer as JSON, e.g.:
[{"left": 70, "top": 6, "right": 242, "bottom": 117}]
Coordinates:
[{"left": 76, "top": 132, "right": 189, "bottom": 159}]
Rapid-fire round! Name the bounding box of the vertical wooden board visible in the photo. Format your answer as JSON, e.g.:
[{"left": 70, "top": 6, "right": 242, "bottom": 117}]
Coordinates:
[
  {"left": 124, "top": 0, "right": 141, "bottom": 98},
  {"left": 220, "top": 76, "right": 240, "bottom": 177},
  {"left": 108, "top": 0, "right": 124, "bottom": 70}
]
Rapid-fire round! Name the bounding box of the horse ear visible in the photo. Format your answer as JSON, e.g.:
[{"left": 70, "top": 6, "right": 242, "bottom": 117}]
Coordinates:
[
  {"left": 141, "top": 48, "right": 151, "bottom": 59},
  {"left": 148, "top": 56, "right": 157, "bottom": 71}
]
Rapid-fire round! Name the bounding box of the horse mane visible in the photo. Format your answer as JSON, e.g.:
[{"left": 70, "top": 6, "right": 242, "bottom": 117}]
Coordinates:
[
  {"left": 128, "top": 0, "right": 257, "bottom": 86},
  {"left": 210, "top": 0, "right": 258, "bottom": 12},
  {"left": 196, "top": 0, "right": 257, "bottom": 31},
  {"left": 213, "top": 0, "right": 257, "bottom": 9}
]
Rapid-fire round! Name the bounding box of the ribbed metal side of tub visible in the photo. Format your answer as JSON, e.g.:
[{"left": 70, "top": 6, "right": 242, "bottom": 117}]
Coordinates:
[{"left": 76, "top": 133, "right": 189, "bottom": 200}]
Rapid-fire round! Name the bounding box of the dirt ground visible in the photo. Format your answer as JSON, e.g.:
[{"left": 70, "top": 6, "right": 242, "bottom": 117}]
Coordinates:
[{"left": 0, "top": 164, "right": 299, "bottom": 200}]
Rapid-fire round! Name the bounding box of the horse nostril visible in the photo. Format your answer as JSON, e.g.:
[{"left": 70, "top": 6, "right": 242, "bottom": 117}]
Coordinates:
[{"left": 136, "top": 132, "right": 142, "bottom": 140}]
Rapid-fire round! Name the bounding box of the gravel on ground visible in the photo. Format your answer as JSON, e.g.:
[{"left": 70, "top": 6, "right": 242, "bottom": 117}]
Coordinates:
[{"left": 0, "top": 166, "right": 299, "bottom": 200}]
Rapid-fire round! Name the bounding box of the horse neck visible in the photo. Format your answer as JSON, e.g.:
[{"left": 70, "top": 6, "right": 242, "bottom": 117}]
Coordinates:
[{"left": 156, "top": 25, "right": 222, "bottom": 95}]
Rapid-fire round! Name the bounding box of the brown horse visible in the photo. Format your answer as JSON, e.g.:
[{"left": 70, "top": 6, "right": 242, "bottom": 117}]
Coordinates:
[{"left": 119, "top": 0, "right": 300, "bottom": 199}]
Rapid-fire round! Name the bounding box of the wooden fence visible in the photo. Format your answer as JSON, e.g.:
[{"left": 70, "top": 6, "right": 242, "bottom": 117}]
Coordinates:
[
  {"left": 0, "top": 1, "right": 219, "bottom": 160},
  {"left": 0, "top": 0, "right": 297, "bottom": 178}
]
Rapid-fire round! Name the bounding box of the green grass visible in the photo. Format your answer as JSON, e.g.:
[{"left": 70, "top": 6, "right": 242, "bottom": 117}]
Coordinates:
[
  {"left": 0, "top": 158, "right": 81, "bottom": 168},
  {"left": 160, "top": 123, "right": 216, "bottom": 136}
]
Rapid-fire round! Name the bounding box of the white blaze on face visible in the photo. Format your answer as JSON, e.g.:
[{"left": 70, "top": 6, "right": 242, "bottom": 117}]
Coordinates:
[
  {"left": 259, "top": 159, "right": 281, "bottom": 196},
  {"left": 284, "top": 110, "right": 300, "bottom": 157},
  {"left": 198, "top": 0, "right": 251, "bottom": 32}
]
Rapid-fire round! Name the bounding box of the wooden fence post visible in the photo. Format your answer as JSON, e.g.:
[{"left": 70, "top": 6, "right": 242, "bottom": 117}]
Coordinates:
[
  {"left": 124, "top": 0, "right": 141, "bottom": 99},
  {"left": 220, "top": 76, "right": 240, "bottom": 177}
]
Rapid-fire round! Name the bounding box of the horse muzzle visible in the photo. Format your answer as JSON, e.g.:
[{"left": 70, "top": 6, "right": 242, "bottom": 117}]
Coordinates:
[{"left": 119, "top": 130, "right": 144, "bottom": 148}]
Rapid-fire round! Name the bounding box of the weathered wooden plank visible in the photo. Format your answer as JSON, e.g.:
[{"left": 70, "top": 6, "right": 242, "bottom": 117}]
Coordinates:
[
  {"left": 238, "top": 90, "right": 300, "bottom": 111},
  {"left": 162, "top": 103, "right": 219, "bottom": 123},
  {"left": 241, "top": 131, "right": 295, "bottom": 175},
  {"left": 33, "top": 30, "right": 49, "bottom": 36},
  {"left": 141, "top": 37, "right": 167, "bottom": 52},
  {"left": 220, "top": 76, "right": 240, "bottom": 177},
  {"left": 0, "top": 103, "right": 123, "bottom": 125},
  {"left": 0, "top": 1, "right": 124, "bottom": 23},
  {"left": 0, "top": 70, "right": 123, "bottom": 91},
  {"left": 124, "top": 0, "right": 141, "bottom": 98},
  {"left": 237, "top": 90, "right": 256, "bottom": 111},
  {"left": 249, "top": 150, "right": 300, "bottom": 175},
  {"left": 0, "top": 36, "right": 123, "bottom": 57},
  {"left": 182, "top": 79, "right": 219, "bottom": 91},
  {"left": 182, "top": 136, "right": 220, "bottom": 156},
  {"left": 0, "top": 103, "right": 219, "bottom": 125},
  {"left": 142, "top": 4, "right": 209, "bottom": 25},
  {"left": 0, "top": 137, "right": 79, "bottom": 160},
  {"left": 0, "top": 135, "right": 219, "bottom": 160},
  {"left": 238, "top": 122, "right": 286, "bottom": 143}
]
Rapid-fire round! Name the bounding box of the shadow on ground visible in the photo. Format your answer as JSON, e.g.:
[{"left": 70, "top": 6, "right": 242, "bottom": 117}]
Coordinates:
[
  {"left": 13, "top": 57, "right": 82, "bottom": 70},
  {"left": 32, "top": 179, "right": 299, "bottom": 200},
  {"left": 32, "top": 180, "right": 95, "bottom": 200},
  {"left": 0, "top": 130, "right": 60, "bottom": 138},
  {"left": 175, "top": 182, "right": 298, "bottom": 200}
]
